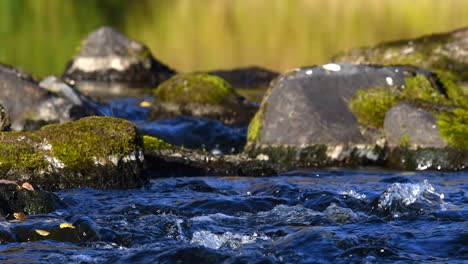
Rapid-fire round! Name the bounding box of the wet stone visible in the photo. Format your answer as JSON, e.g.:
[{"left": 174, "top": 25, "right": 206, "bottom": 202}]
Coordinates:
[
  {"left": 384, "top": 103, "right": 447, "bottom": 148},
  {"left": 207, "top": 66, "right": 279, "bottom": 89},
  {"left": 0, "top": 64, "right": 97, "bottom": 130},
  {"left": 63, "top": 26, "right": 175, "bottom": 88},
  {"left": 0, "top": 182, "right": 64, "bottom": 218}
]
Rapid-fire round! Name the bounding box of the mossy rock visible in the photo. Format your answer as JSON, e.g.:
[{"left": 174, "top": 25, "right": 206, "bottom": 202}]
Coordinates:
[
  {"left": 245, "top": 64, "right": 467, "bottom": 171},
  {"left": 348, "top": 70, "right": 467, "bottom": 148},
  {"left": 154, "top": 73, "right": 234, "bottom": 105},
  {"left": 150, "top": 73, "right": 258, "bottom": 126},
  {"left": 332, "top": 27, "right": 468, "bottom": 81},
  {"left": 0, "top": 116, "right": 147, "bottom": 190}
]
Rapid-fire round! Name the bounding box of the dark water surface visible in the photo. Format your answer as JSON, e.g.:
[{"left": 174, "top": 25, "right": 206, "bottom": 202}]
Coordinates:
[{"left": 0, "top": 170, "right": 466, "bottom": 263}]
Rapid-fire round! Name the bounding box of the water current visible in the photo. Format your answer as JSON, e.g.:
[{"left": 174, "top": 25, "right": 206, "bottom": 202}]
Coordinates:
[{"left": 0, "top": 170, "right": 466, "bottom": 263}]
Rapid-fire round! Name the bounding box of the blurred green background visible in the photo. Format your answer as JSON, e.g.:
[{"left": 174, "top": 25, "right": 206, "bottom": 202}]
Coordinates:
[{"left": 1, "top": 0, "right": 468, "bottom": 77}]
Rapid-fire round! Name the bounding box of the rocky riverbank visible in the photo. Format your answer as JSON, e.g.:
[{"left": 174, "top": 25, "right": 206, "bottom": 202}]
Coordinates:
[{"left": 0, "top": 26, "right": 467, "bottom": 218}]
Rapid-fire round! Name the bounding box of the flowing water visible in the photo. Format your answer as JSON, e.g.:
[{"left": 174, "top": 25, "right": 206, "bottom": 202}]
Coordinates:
[{"left": 0, "top": 170, "right": 466, "bottom": 263}]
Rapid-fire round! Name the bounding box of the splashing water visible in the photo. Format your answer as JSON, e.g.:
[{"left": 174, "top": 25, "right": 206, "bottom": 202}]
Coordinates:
[
  {"left": 377, "top": 179, "right": 445, "bottom": 217},
  {"left": 190, "top": 230, "right": 268, "bottom": 249}
]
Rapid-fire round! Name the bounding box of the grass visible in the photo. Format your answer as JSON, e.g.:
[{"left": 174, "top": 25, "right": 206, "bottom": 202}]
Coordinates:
[{"left": 1, "top": 0, "right": 468, "bottom": 76}]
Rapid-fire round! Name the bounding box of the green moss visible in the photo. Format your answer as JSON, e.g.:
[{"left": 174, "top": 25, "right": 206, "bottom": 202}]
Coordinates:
[
  {"left": 349, "top": 87, "right": 399, "bottom": 129},
  {"left": 436, "top": 108, "right": 468, "bottom": 148},
  {"left": 399, "top": 134, "right": 410, "bottom": 148},
  {"left": 403, "top": 74, "right": 447, "bottom": 103},
  {"left": 143, "top": 135, "right": 173, "bottom": 150},
  {"left": 432, "top": 70, "right": 468, "bottom": 108},
  {"left": 154, "top": 73, "right": 234, "bottom": 105},
  {"left": 0, "top": 132, "right": 49, "bottom": 174},
  {"left": 0, "top": 117, "right": 140, "bottom": 174},
  {"left": 41, "top": 117, "right": 138, "bottom": 169},
  {"left": 247, "top": 105, "right": 265, "bottom": 142}
]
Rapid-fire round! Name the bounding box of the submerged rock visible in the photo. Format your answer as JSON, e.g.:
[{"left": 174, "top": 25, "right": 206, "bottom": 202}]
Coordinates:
[
  {"left": 143, "top": 136, "right": 279, "bottom": 177},
  {"left": 149, "top": 73, "right": 258, "bottom": 126},
  {"left": 332, "top": 27, "right": 468, "bottom": 81},
  {"left": 63, "top": 26, "right": 175, "bottom": 87},
  {"left": 245, "top": 63, "right": 467, "bottom": 170},
  {"left": 0, "top": 181, "right": 64, "bottom": 218},
  {"left": 0, "top": 104, "right": 10, "bottom": 131},
  {"left": 0, "top": 116, "right": 146, "bottom": 190},
  {"left": 207, "top": 66, "right": 279, "bottom": 89},
  {"left": 0, "top": 64, "right": 99, "bottom": 130}
]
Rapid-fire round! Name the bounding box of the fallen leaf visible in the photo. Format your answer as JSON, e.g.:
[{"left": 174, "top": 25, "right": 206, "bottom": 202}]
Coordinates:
[
  {"left": 21, "top": 182, "right": 35, "bottom": 191},
  {"left": 59, "top": 223, "right": 75, "bottom": 229},
  {"left": 139, "top": 101, "right": 151, "bottom": 107},
  {"left": 13, "top": 212, "right": 27, "bottom": 221},
  {"left": 35, "top": 229, "right": 50, "bottom": 236}
]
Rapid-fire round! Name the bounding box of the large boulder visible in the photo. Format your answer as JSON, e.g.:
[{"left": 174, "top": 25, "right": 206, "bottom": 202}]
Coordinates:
[
  {"left": 246, "top": 63, "right": 467, "bottom": 170},
  {"left": 0, "top": 116, "right": 147, "bottom": 190},
  {"left": 149, "top": 73, "right": 258, "bottom": 126},
  {"left": 332, "top": 27, "right": 468, "bottom": 81},
  {"left": 62, "top": 26, "right": 175, "bottom": 88},
  {"left": 0, "top": 64, "right": 99, "bottom": 130}
]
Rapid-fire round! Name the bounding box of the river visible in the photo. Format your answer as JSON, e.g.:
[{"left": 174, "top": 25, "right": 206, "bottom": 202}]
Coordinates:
[{"left": 0, "top": 170, "right": 466, "bottom": 263}]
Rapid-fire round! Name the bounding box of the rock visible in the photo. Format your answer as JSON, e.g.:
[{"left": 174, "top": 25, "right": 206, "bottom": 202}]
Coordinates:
[
  {"left": 384, "top": 103, "right": 447, "bottom": 148},
  {"left": 0, "top": 64, "right": 99, "bottom": 130},
  {"left": 246, "top": 63, "right": 467, "bottom": 170},
  {"left": 0, "top": 181, "right": 64, "bottom": 218},
  {"left": 248, "top": 63, "right": 431, "bottom": 146},
  {"left": 149, "top": 73, "right": 258, "bottom": 126},
  {"left": 63, "top": 26, "right": 175, "bottom": 87},
  {"left": 0, "top": 116, "right": 147, "bottom": 190},
  {"left": 207, "top": 66, "right": 279, "bottom": 89},
  {"left": 39, "top": 76, "right": 109, "bottom": 116},
  {"left": 332, "top": 27, "right": 468, "bottom": 81},
  {"left": 143, "top": 135, "right": 280, "bottom": 177},
  {"left": 0, "top": 104, "right": 10, "bottom": 131}
]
